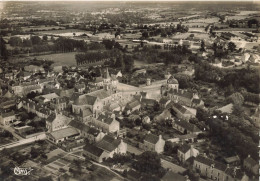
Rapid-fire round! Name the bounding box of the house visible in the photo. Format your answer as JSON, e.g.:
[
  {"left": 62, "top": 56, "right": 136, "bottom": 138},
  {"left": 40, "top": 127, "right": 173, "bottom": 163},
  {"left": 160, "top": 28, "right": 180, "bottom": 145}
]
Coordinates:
[
  {"left": 127, "top": 169, "right": 142, "bottom": 181},
  {"left": 178, "top": 144, "right": 199, "bottom": 163},
  {"left": 95, "top": 135, "right": 127, "bottom": 158},
  {"left": 69, "top": 120, "right": 105, "bottom": 143},
  {"left": 75, "top": 83, "right": 85, "bottom": 93},
  {"left": 172, "top": 120, "right": 201, "bottom": 135},
  {"left": 168, "top": 89, "right": 197, "bottom": 107},
  {"left": 87, "top": 89, "right": 113, "bottom": 106},
  {"left": 216, "top": 103, "right": 234, "bottom": 114},
  {"left": 166, "top": 76, "right": 179, "bottom": 91},
  {"left": 194, "top": 155, "right": 227, "bottom": 181},
  {"left": 0, "top": 111, "right": 16, "bottom": 126},
  {"left": 36, "top": 93, "right": 59, "bottom": 103},
  {"left": 46, "top": 113, "right": 72, "bottom": 132},
  {"left": 141, "top": 98, "right": 157, "bottom": 107},
  {"left": 91, "top": 114, "right": 120, "bottom": 133},
  {"left": 224, "top": 156, "right": 240, "bottom": 166},
  {"left": 124, "top": 100, "right": 141, "bottom": 115},
  {"left": 171, "top": 103, "right": 196, "bottom": 121},
  {"left": 72, "top": 94, "right": 103, "bottom": 117},
  {"left": 17, "top": 71, "right": 31, "bottom": 80},
  {"left": 140, "top": 134, "right": 165, "bottom": 153},
  {"left": 0, "top": 99, "right": 16, "bottom": 109},
  {"left": 133, "top": 69, "right": 146, "bottom": 77},
  {"left": 46, "top": 127, "right": 80, "bottom": 144},
  {"left": 243, "top": 155, "right": 259, "bottom": 175},
  {"left": 86, "top": 127, "right": 105, "bottom": 143},
  {"left": 251, "top": 106, "right": 260, "bottom": 124},
  {"left": 50, "top": 97, "right": 68, "bottom": 112},
  {"left": 225, "top": 167, "right": 249, "bottom": 181},
  {"left": 161, "top": 171, "right": 188, "bottom": 181},
  {"left": 191, "top": 98, "right": 204, "bottom": 108},
  {"left": 142, "top": 116, "right": 150, "bottom": 124},
  {"left": 194, "top": 155, "right": 249, "bottom": 181},
  {"left": 77, "top": 107, "right": 93, "bottom": 122},
  {"left": 159, "top": 97, "right": 171, "bottom": 108},
  {"left": 83, "top": 142, "right": 108, "bottom": 163}
]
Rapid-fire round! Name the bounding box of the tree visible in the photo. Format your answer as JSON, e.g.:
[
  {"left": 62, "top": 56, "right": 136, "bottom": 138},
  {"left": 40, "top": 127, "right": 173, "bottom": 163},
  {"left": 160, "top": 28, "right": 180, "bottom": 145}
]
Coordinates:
[
  {"left": 31, "top": 36, "right": 42, "bottom": 45},
  {"left": 9, "top": 37, "right": 22, "bottom": 46},
  {"left": 188, "top": 54, "right": 200, "bottom": 63},
  {"left": 228, "top": 42, "right": 236, "bottom": 52},
  {"left": 228, "top": 92, "right": 244, "bottom": 105},
  {"left": 247, "top": 19, "right": 259, "bottom": 28},
  {"left": 133, "top": 151, "right": 165, "bottom": 176},
  {"left": 42, "top": 35, "right": 48, "bottom": 41},
  {"left": 200, "top": 40, "right": 205, "bottom": 52},
  {"left": 23, "top": 39, "right": 32, "bottom": 47},
  {"left": 0, "top": 37, "right": 8, "bottom": 60},
  {"left": 142, "top": 31, "right": 149, "bottom": 39}
]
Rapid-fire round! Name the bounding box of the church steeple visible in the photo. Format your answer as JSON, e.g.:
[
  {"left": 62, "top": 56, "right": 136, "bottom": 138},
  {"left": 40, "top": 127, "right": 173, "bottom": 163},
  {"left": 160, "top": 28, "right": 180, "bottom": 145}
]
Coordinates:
[{"left": 104, "top": 67, "right": 110, "bottom": 79}]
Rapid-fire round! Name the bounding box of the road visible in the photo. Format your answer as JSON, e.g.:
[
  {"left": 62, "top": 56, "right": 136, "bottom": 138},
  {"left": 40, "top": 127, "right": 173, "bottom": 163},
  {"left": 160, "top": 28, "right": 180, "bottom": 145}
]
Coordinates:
[
  {"left": 117, "top": 82, "right": 163, "bottom": 100},
  {"left": 126, "top": 144, "right": 143, "bottom": 155},
  {"left": 0, "top": 133, "right": 46, "bottom": 151},
  {"left": 0, "top": 125, "right": 24, "bottom": 140},
  {"left": 160, "top": 158, "right": 187, "bottom": 174}
]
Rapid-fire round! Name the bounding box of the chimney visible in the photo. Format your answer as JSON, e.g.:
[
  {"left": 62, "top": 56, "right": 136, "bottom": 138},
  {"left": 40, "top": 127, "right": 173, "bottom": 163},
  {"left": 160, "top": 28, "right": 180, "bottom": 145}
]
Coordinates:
[{"left": 248, "top": 155, "right": 251, "bottom": 158}]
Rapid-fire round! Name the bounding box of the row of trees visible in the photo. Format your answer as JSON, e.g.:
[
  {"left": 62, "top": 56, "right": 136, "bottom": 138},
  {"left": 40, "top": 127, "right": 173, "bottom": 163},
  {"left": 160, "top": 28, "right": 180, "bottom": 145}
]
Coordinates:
[{"left": 140, "top": 24, "right": 189, "bottom": 39}]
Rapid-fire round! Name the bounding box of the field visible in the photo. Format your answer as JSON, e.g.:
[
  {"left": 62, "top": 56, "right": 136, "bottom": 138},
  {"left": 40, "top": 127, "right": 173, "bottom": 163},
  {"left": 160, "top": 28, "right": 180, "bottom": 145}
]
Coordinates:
[
  {"left": 34, "top": 52, "right": 78, "bottom": 66},
  {"left": 35, "top": 29, "right": 92, "bottom": 37}
]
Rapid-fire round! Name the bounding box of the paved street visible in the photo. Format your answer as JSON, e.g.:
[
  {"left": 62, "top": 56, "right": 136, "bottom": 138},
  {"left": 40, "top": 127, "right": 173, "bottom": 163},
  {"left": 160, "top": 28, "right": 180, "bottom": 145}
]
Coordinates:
[
  {"left": 0, "top": 133, "right": 46, "bottom": 151},
  {"left": 0, "top": 125, "right": 24, "bottom": 140},
  {"left": 160, "top": 158, "right": 187, "bottom": 174}
]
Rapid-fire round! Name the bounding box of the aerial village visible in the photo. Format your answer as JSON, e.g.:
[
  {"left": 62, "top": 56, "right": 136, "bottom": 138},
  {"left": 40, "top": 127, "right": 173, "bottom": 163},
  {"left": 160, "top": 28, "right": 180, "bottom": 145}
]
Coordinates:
[{"left": 0, "top": 1, "right": 259, "bottom": 181}]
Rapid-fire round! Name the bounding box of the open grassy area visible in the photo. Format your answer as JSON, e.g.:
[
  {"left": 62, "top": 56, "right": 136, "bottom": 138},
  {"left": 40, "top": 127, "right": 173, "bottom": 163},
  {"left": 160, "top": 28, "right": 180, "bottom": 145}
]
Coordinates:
[{"left": 34, "top": 52, "right": 78, "bottom": 66}]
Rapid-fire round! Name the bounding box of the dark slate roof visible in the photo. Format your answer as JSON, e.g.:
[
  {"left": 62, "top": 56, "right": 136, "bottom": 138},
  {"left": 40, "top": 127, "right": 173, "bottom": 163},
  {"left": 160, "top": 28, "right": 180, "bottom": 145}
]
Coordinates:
[
  {"left": 192, "top": 98, "right": 201, "bottom": 104},
  {"left": 127, "top": 100, "right": 141, "bottom": 109},
  {"left": 224, "top": 156, "right": 240, "bottom": 164},
  {"left": 161, "top": 171, "right": 186, "bottom": 181},
  {"left": 195, "top": 155, "right": 227, "bottom": 171},
  {"left": 87, "top": 90, "right": 110, "bottom": 100},
  {"left": 95, "top": 135, "right": 121, "bottom": 152},
  {"left": 172, "top": 103, "right": 189, "bottom": 114},
  {"left": 175, "top": 120, "right": 201, "bottom": 133},
  {"left": 97, "top": 114, "right": 115, "bottom": 125},
  {"left": 159, "top": 97, "right": 170, "bottom": 105},
  {"left": 74, "top": 95, "right": 97, "bottom": 106},
  {"left": 244, "top": 156, "right": 257, "bottom": 166},
  {"left": 83, "top": 142, "right": 104, "bottom": 157},
  {"left": 1, "top": 111, "right": 15, "bottom": 118},
  {"left": 69, "top": 120, "right": 90, "bottom": 133},
  {"left": 167, "top": 76, "right": 179, "bottom": 84},
  {"left": 94, "top": 77, "right": 104, "bottom": 83},
  {"left": 142, "top": 98, "right": 157, "bottom": 105},
  {"left": 75, "top": 84, "right": 85, "bottom": 90},
  {"left": 46, "top": 113, "right": 56, "bottom": 123},
  {"left": 225, "top": 167, "right": 246, "bottom": 180},
  {"left": 81, "top": 108, "right": 93, "bottom": 117},
  {"left": 178, "top": 144, "right": 191, "bottom": 153},
  {"left": 127, "top": 169, "right": 142, "bottom": 180},
  {"left": 170, "top": 89, "right": 193, "bottom": 99},
  {"left": 144, "top": 134, "right": 159, "bottom": 144},
  {"left": 70, "top": 92, "right": 83, "bottom": 102},
  {"left": 87, "top": 127, "right": 100, "bottom": 136}
]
